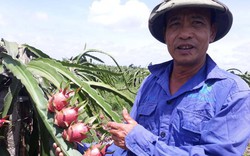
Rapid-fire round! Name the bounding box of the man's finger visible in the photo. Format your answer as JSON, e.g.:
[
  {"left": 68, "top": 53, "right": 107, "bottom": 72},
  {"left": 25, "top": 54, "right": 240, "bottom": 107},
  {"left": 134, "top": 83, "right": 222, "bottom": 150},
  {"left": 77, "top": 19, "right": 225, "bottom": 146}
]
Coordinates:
[
  {"left": 55, "top": 147, "right": 62, "bottom": 156},
  {"left": 53, "top": 143, "right": 58, "bottom": 149},
  {"left": 59, "top": 152, "right": 64, "bottom": 156},
  {"left": 122, "top": 108, "right": 136, "bottom": 125},
  {"left": 109, "top": 128, "right": 118, "bottom": 136},
  {"left": 107, "top": 122, "right": 121, "bottom": 130}
]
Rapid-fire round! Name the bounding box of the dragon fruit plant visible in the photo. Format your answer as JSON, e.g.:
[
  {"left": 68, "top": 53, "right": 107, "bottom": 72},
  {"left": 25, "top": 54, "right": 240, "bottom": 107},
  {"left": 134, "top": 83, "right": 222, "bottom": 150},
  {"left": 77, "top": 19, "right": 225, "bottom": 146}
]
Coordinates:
[
  {"left": 54, "top": 106, "right": 79, "bottom": 128},
  {"left": 0, "top": 39, "right": 136, "bottom": 156},
  {"left": 62, "top": 122, "right": 89, "bottom": 143},
  {"left": 47, "top": 86, "right": 109, "bottom": 145},
  {"left": 47, "top": 86, "right": 117, "bottom": 156},
  {"left": 83, "top": 142, "right": 111, "bottom": 156},
  {"left": 47, "top": 87, "right": 74, "bottom": 113}
]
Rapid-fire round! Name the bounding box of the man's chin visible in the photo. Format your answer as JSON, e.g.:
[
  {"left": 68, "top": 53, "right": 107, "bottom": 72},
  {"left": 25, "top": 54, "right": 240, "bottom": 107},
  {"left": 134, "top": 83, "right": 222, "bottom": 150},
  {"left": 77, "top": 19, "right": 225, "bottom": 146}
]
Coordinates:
[{"left": 174, "top": 59, "right": 198, "bottom": 67}]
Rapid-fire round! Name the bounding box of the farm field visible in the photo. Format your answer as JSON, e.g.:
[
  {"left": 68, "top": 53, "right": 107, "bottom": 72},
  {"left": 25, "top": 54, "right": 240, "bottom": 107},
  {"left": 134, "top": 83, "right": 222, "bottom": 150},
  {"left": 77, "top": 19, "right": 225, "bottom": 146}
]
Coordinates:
[{"left": 0, "top": 39, "right": 249, "bottom": 156}]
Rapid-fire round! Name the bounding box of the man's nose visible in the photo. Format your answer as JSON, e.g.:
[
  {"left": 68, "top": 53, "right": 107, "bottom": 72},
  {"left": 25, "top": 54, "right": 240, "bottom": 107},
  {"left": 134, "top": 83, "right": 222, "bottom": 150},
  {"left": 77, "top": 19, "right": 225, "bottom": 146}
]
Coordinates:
[{"left": 178, "top": 24, "right": 193, "bottom": 40}]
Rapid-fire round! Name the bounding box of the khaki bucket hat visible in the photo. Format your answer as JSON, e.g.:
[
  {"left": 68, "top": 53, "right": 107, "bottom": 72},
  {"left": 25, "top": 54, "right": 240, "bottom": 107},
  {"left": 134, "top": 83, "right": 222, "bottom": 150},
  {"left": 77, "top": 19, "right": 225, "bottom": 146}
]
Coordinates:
[{"left": 148, "top": 0, "right": 233, "bottom": 44}]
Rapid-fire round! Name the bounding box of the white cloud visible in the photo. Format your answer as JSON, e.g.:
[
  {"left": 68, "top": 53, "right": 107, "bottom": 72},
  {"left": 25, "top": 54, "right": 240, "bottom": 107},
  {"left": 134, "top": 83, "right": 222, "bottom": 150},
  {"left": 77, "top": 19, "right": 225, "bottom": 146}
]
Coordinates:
[
  {"left": 0, "top": 14, "right": 8, "bottom": 26},
  {"left": 208, "top": 39, "right": 250, "bottom": 72},
  {"left": 34, "top": 12, "right": 49, "bottom": 21},
  {"left": 88, "top": 0, "right": 150, "bottom": 31}
]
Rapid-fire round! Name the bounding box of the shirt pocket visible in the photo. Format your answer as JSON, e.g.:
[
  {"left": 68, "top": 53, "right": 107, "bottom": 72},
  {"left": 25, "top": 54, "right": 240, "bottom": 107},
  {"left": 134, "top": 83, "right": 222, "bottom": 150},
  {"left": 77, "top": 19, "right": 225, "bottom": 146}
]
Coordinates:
[
  {"left": 172, "top": 108, "right": 211, "bottom": 145},
  {"left": 137, "top": 102, "right": 157, "bottom": 132}
]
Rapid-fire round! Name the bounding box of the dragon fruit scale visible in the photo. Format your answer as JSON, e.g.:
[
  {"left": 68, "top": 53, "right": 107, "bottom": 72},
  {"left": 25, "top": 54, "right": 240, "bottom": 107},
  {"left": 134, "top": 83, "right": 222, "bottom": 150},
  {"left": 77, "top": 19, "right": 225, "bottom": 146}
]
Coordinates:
[
  {"left": 62, "top": 122, "right": 89, "bottom": 143},
  {"left": 47, "top": 88, "right": 74, "bottom": 112},
  {"left": 54, "top": 107, "right": 79, "bottom": 128},
  {"left": 52, "top": 90, "right": 70, "bottom": 111}
]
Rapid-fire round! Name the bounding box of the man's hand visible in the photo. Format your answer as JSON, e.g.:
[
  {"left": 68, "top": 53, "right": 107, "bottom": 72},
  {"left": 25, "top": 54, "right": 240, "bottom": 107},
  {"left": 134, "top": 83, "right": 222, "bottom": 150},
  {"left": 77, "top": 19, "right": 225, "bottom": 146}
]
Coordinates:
[
  {"left": 107, "top": 108, "right": 138, "bottom": 149},
  {"left": 53, "top": 143, "right": 64, "bottom": 156}
]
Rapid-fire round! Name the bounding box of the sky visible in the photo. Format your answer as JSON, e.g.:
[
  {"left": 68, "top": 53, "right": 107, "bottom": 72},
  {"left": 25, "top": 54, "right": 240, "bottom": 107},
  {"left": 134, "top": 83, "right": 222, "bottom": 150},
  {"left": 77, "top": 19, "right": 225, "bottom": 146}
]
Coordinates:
[{"left": 0, "top": 0, "right": 249, "bottom": 72}]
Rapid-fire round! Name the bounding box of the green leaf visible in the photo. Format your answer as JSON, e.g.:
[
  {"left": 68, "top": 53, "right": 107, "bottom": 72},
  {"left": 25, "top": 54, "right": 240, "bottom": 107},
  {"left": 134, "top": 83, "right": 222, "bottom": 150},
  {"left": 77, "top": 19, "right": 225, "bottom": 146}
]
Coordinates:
[
  {"left": 62, "top": 61, "right": 123, "bottom": 76},
  {"left": 27, "top": 59, "right": 66, "bottom": 89},
  {"left": 0, "top": 53, "right": 47, "bottom": 109},
  {"left": 0, "top": 64, "right": 4, "bottom": 73},
  {"left": 2, "top": 78, "right": 22, "bottom": 117},
  {"left": 87, "top": 81, "right": 134, "bottom": 106},
  {"left": 22, "top": 44, "right": 51, "bottom": 58},
  {"left": 31, "top": 58, "right": 121, "bottom": 122},
  {"left": 0, "top": 53, "right": 82, "bottom": 156},
  {"left": 1, "top": 38, "right": 19, "bottom": 58}
]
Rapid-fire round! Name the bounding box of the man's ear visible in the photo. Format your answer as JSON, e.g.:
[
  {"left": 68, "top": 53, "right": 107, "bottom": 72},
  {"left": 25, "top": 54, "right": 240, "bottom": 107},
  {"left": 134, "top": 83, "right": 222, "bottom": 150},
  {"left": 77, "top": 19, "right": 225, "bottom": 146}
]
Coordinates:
[{"left": 209, "top": 24, "right": 217, "bottom": 43}]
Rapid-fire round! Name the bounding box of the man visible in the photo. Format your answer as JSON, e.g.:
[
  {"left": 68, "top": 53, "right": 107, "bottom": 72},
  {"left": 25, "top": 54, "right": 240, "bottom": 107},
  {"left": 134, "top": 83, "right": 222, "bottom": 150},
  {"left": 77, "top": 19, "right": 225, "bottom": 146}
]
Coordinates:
[
  {"left": 55, "top": 0, "right": 250, "bottom": 155},
  {"left": 106, "top": 0, "right": 250, "bottom": 155}
]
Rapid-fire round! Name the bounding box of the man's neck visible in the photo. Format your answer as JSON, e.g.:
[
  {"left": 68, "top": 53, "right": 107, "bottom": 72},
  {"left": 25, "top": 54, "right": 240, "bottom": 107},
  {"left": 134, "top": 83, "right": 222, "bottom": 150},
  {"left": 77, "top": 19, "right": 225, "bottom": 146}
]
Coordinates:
[{"left": 169, "top": 61, "right": 205, "bottom": 95}]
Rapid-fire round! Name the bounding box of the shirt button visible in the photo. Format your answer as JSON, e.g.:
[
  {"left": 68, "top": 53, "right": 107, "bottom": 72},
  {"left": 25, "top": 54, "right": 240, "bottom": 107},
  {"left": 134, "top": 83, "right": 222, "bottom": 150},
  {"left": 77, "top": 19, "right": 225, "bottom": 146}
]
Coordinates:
[{"left": 160, "top": 132, "right": 166, "bottom": 138}]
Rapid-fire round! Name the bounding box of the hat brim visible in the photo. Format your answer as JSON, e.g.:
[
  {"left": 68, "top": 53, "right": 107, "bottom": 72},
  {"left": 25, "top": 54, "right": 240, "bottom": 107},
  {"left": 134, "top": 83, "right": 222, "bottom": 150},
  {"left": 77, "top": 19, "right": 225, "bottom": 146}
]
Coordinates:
[{"left": 148, "top": 0, "right": 233, "bottom": 44}]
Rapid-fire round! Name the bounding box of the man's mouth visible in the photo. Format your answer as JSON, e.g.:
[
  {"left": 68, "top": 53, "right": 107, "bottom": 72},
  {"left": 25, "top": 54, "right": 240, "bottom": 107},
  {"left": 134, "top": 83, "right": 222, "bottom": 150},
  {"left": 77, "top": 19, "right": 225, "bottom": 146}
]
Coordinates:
[{"left": 177, "top": 45, "right": 194, "bottom": 50}]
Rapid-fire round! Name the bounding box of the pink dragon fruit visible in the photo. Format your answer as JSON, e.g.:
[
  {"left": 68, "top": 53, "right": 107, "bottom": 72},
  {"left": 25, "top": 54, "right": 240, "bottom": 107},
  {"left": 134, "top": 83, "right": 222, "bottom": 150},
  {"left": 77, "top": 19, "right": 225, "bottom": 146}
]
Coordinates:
[
  {"left": 0, "top": 116, "right": 10, "bottom": 128},
  {"left": 62, "top": 122, "right": 89, "bottom": 143},
  {"left": 52, "top": 89, "right": 70, "bottom": 111},
  {"left": 83, "top": 143, "right": 109, "bottom": 156},
  {"left": 47, "top": 88, "right": 74, "bottom": 112},
  {"left": 54, "top": 107, "right": 79, "bottom": 128}
]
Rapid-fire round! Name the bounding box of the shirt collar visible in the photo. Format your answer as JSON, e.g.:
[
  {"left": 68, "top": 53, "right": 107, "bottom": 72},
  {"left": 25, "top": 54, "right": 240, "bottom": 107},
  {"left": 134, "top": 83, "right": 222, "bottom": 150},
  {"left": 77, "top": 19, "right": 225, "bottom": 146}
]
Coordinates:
[
  {"left": 148, "top": 55, "right": 227, "bottom": 97},
  {"left": 148, "top": 55, "right": 227, "bottom": 81},
  {"left": 205, "top": 55, "right": 227, "bottom": 80}
]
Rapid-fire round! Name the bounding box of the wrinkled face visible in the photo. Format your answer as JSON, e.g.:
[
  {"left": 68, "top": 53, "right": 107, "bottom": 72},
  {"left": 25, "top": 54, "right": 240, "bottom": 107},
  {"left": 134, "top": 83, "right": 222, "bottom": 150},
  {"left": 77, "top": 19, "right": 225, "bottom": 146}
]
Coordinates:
[{"left": 164, "top": 8, "right": 216, "bottom": 67}]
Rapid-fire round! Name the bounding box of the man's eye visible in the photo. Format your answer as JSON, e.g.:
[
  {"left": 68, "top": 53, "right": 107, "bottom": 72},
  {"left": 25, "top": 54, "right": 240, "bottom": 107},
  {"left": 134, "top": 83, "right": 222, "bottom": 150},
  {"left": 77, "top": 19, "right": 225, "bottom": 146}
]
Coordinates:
[
  {"left": 168, "top": 22, "right": 180, "bottom": 27},
  {"left": 193, "top": 21, "right": 204, "bottom": 25}
]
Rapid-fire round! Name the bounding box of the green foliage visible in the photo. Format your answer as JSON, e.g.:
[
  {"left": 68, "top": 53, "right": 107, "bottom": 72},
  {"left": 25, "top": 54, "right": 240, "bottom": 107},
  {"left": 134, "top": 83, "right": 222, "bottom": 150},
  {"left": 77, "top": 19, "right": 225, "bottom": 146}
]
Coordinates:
[
  {"left": 227, "top": 68, "right": 250, "bottom": 86},
  {"left": 1, "top": 38, "right": 248, "bottom": 155},
  {"left": 0, "top": 39, "right": 147, "bottom": 155}
]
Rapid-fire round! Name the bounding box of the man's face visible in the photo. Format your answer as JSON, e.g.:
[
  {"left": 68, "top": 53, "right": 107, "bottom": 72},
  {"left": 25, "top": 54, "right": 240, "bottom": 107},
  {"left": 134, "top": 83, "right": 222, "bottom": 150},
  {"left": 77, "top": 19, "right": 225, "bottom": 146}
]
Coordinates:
[{"left": 164, "top": 8, "right": 216, "bottom": 67}]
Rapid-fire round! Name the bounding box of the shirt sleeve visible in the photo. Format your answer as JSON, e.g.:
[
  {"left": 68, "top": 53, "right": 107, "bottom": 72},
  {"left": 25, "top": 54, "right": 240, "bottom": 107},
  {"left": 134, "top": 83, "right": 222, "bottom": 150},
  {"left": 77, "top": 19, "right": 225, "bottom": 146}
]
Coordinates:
[
  {"left": 124, "top": 91, "right": 250, "bottom": 156},
  {"left": 77, "top": 143, "right": 89, "bottom": 154},
  {"left": 105, "top": 143, "right": 128, "bottom": 156}
]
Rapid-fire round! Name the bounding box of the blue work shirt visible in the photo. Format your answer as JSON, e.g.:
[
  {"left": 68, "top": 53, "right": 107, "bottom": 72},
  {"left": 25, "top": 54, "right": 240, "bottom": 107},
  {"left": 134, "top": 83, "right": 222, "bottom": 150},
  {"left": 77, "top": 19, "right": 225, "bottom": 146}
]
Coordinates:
[{"left": 80, "top": 55, "right": 250, "bottom": 156}]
